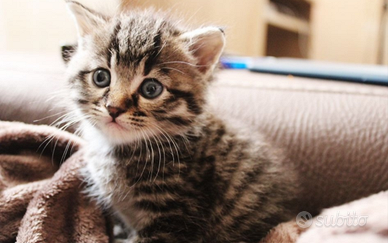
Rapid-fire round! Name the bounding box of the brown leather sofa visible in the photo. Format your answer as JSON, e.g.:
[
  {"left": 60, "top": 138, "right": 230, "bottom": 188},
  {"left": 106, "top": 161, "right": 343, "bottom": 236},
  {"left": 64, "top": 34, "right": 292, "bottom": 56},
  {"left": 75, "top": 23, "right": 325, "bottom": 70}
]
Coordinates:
[{"left": 1, "top": 52, "right": 387, "bottom": 216}]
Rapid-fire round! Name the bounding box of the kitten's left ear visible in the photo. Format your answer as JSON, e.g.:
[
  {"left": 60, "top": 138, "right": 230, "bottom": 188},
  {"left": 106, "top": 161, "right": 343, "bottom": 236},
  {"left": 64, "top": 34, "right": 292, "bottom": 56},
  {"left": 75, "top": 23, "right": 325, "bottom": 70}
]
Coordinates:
[
  {"left": 61, "top": 44, "right": 77, "bottom": 65},
  {"left": 181, "top": 27, "right": 225, "bottom": 74},
  {"left": 66, "top": 1, "right": 108, "bottom": 37}
]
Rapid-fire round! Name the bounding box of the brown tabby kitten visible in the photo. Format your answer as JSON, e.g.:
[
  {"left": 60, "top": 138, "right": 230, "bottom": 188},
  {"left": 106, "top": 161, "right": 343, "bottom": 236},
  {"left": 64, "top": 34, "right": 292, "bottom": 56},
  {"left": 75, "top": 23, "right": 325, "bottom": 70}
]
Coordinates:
[{"left": 63, "top": 1, "right": 297, "bottom": 242}]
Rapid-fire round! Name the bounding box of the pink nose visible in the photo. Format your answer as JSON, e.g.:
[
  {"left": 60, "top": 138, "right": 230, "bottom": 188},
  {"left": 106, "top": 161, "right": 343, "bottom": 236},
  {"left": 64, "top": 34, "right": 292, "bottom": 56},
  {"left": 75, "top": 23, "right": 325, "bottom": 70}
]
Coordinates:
[{"left": 106, "top": 105, "right": 125, "bottom": 119}]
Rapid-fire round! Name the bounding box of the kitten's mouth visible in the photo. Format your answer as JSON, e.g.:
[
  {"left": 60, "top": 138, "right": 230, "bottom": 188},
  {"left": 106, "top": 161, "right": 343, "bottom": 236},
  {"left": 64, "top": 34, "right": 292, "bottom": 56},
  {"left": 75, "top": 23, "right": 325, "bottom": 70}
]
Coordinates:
[{"left": 106, "top": 120, "right": 127, "bottom": 131}]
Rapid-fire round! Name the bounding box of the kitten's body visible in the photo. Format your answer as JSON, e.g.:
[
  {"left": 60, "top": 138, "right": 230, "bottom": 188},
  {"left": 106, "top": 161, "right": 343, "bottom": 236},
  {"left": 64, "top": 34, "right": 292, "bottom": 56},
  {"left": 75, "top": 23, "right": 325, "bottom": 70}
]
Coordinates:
[
  {"left": 64, "top": 2, "right": 296, "bottom": 242},
  {"left": 83, "top": 113, "right": 295, "bottom": 242}
]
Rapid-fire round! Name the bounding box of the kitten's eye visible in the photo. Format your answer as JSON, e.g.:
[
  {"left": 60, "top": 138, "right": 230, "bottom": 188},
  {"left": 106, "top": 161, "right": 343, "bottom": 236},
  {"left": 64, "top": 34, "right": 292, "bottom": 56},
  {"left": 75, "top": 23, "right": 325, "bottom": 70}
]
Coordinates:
[
  {"left": 93, "top": 69, "right": 111, "bottom": 87},
  {"left": 140, "top": 79, "right": 163, "bottom": 99}
]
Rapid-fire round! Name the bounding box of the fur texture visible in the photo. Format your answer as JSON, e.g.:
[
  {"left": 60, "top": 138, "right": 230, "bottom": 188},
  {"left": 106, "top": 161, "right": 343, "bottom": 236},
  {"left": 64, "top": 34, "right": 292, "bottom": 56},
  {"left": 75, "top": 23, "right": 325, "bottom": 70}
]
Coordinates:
[{"left": 64, "top": 2, "right": 297, "bottom": 242}]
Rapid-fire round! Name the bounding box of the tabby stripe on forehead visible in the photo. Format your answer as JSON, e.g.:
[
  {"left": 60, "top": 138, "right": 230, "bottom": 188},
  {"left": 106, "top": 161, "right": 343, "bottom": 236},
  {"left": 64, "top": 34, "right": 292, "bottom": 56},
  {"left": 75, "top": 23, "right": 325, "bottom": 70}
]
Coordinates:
[
  {"left": 168, "top": 89, "right": 202, "bottom": 114},
  {"left": 108, "top": 21, "right": 121, "bottom": 66},
  {"left": 144, "top": 30, "right": 162, "bottom": 76}
]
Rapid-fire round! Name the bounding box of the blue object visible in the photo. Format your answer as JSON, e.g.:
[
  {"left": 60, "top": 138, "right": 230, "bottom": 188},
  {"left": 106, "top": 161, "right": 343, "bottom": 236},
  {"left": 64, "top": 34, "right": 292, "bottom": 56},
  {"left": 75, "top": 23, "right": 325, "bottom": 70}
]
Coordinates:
[
  {"left": 248, "top": 57, "right": 388, "bottom": 86},
  {"left": 220, "top": 56, "right": 252, "bottom": 69}
]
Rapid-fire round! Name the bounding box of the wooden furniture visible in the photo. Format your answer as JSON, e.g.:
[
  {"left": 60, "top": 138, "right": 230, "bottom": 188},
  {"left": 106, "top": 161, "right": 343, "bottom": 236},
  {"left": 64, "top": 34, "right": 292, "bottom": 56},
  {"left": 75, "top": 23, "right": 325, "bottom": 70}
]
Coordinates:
[
  {"left": 0, "top": 0, "right": 386, "bottom": 64},
  {"left": 309, "top": 0, "right": 386, "bottom": 65},
  {"left": 126, "top": 0, "right": 387, "bottom": 65}
]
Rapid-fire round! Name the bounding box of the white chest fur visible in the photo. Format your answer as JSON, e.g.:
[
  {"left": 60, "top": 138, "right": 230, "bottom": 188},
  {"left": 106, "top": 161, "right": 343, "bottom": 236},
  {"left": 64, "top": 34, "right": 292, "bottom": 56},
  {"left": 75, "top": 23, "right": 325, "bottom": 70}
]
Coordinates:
[{"left": 81, "top": 124, "right": 155, "bottom": 229}]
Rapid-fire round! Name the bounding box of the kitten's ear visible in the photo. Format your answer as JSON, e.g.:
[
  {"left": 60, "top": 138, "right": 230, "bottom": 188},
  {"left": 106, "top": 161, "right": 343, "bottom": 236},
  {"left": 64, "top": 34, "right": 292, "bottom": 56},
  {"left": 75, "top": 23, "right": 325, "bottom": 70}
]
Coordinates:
[
  {"left": 66, "top": 1, "right": 108, "bottom": 37},
  {"left": 181, "top": 27, "right": 225, "bottom": 74},
  {"left": 61, "top": 44, "right": 77, "bottom": 65}
]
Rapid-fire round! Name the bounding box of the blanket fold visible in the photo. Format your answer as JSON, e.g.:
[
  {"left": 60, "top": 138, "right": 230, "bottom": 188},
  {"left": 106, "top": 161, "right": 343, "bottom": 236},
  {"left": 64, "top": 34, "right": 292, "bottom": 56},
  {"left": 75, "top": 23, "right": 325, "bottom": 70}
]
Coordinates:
[{"left": 0, "top": 121, "right": 109, "bottom": 243}]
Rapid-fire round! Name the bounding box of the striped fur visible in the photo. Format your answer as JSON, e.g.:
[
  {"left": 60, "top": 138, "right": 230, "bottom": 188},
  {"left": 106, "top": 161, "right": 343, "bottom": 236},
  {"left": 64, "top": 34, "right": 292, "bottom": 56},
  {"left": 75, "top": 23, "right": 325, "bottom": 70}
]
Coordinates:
[{"left": 64, "top": 2, "right": 297, "bottom": 242}]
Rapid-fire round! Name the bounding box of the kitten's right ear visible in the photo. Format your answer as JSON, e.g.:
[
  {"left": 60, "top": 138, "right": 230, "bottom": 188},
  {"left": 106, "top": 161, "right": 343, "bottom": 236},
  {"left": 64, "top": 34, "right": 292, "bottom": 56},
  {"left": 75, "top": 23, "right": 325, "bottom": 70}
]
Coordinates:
[
  {"left": 66, "top": 1, "right": 108, "bottom": 37},
  {"left": 180, "top": 27, "right": 225, "bottom": 75}
]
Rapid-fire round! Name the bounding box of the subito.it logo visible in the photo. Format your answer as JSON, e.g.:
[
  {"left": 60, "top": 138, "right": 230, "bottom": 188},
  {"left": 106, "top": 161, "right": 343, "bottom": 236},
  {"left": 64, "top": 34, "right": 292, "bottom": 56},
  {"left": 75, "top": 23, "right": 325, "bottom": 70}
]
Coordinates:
[{"left": 296, "top": 211, "right": 313, "bottom": 228}]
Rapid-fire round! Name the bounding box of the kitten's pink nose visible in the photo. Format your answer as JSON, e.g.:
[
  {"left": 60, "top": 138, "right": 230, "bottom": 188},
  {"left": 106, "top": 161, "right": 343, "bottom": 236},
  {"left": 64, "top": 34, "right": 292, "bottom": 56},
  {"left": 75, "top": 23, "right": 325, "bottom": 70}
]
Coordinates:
[{"left": 106, "top": 105, "right": 125, "bottom": 119}]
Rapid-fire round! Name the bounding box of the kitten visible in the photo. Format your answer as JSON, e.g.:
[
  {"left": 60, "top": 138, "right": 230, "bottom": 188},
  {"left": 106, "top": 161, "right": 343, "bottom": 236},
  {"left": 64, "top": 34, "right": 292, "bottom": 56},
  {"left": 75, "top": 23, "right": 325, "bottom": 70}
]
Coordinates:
[{"left": 63, "top": 1, "right": 297, "bottom": 242}]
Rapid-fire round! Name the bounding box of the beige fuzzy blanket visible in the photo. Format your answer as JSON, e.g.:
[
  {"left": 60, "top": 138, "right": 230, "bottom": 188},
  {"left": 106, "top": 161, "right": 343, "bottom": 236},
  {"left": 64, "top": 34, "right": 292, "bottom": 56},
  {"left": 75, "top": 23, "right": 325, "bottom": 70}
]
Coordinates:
[
  {"left": 0, "top": 121, "right": 109, "bottom": 243},
  {"left": 0, "top": 121, "right": 387, "bottom": 242}
]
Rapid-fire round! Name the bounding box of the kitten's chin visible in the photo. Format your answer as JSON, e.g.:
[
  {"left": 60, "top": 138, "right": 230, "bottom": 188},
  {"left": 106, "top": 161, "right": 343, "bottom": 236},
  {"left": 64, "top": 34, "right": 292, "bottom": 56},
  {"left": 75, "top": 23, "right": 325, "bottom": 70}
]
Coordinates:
[
  {"left": 106, "top": 121, "right": 127, "bottom": 132},
  {"left": 101, "top": 122, "right": 140, "bottom": 145}
]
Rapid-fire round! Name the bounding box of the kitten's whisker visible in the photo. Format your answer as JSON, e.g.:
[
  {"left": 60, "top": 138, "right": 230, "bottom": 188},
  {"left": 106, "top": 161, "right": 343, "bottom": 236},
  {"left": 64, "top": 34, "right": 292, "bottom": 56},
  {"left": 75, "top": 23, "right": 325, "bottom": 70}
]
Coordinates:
[
  {"left": 56, "top": 116, "right": 86, "bottom": 131},
  {"left": 33, "top": 110, "right": 68, "bottom": 123},
  {"left": 49, "top": 111, "right": 77, "bottom": 127},
  {"left": 154, "top": 133, "right": 166, "bottom": 182},
  {"left": 50, "top": 110, "right": 85, "bottom": 132},
  {"left": 149, "top": 124, "right": 176, "bottom": 166},
  {"left": 151, "top": 124, "right": 182, "bottom": 172},
  {"left": 156, "top": 60, "right": 198, "bottom": 67},
  {"left": 161, "top": 66, "right": 185, "bottom": 75},
  {"left": 121, "top": 132, "right": 141, "bottom": 200},
  {"left": 125, "top": 130, "right": 143, "bottom": 191},
  {"left": 147, "top": 132, "right": 155, "bottom": 182},
  {"left": 50, "top": 115, "right": 85, "bottom": 164},
  {"left": 45, "top": 89, "right": 70, "bottom": 102},
  {"left": 60, "top": 138, "right": 73, "bottom": 165},
  {"left": 38, "top": 112, "right": 82, "bottom": 158},
  {"left": 145, "top": 127, "right": 164, "bottom": 182},
  {"left": 69, "top": 126, "right": 84, "bottom": 155},
  {"left": 134, "top": 129, "right": 150, "bottom": 186},
  {"left": 178, "top": 133, "right": 191, "bottom": 156},
  {"left": 155, "top": 40, "right": 167, "bottom": 57},
  {"left": 51, "top": 132, "right": 61, "bottom": 165},
  {"left": 37, "top": 134, "right": 56, "bottom": 158}
]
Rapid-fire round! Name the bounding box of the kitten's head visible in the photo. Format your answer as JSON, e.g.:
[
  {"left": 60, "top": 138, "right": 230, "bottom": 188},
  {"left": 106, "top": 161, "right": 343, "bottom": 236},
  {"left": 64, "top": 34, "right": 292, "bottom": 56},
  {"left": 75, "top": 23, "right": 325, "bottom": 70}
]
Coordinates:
[{"left": 64, "top": 1, "right": 225, "bottom": 144}]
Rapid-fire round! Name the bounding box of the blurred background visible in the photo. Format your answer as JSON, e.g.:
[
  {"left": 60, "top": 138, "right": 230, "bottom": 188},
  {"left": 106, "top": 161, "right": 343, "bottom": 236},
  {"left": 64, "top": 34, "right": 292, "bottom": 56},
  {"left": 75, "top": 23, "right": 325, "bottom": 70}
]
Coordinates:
[{"left": 0, "top": 0, "right": 387, "bottom": 65}]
